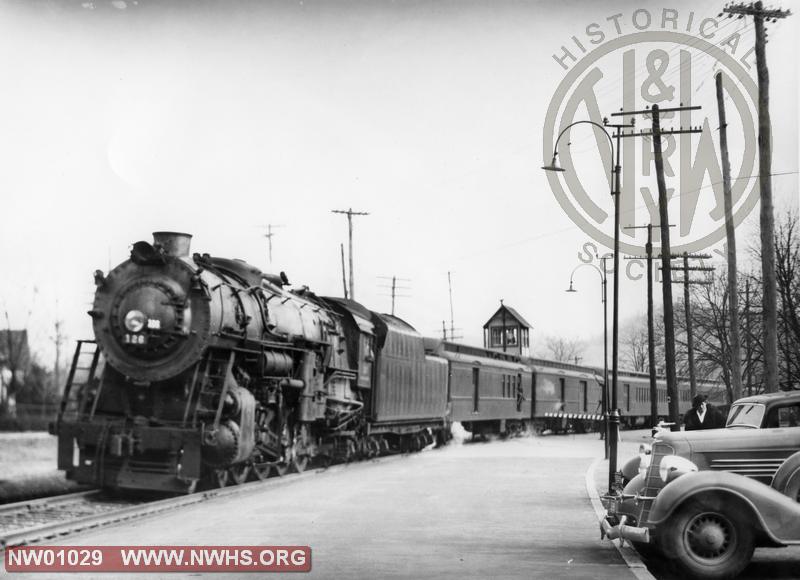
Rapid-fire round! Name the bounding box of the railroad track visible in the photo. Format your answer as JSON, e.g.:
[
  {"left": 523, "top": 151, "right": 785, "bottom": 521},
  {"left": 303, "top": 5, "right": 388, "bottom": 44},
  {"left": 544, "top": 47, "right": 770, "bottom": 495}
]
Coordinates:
[
  {"left": 0, "top": 489, "right": 175, "bottom": 549},
  {"left": 0, "top": 454, "right": 403, "bottom": 551},
  {"left": 0, "top": 490, "right": 137, "bottom": 536}
]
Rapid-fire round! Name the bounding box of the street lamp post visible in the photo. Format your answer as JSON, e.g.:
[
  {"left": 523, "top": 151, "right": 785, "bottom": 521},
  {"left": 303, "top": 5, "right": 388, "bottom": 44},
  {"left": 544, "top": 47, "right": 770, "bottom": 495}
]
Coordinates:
[
  {"left": 566, "top": 256, "right": 609, "bottom": 459},
  {"left": 543, "top": 117, "right": 633, "bottom": 494}
]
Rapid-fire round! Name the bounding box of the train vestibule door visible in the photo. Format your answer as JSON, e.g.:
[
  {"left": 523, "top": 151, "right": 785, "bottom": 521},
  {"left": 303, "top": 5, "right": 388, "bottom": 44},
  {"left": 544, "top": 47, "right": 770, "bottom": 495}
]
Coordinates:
[{"left": 472, "top": 368, "right": 480, "bottom": 413}]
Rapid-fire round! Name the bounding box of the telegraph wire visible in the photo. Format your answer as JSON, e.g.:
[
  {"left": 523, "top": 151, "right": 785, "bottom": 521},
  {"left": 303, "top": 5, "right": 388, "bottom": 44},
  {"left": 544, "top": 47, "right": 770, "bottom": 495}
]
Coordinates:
[{"left": 453, "top": 169, "right": 798, "bottom": 260}]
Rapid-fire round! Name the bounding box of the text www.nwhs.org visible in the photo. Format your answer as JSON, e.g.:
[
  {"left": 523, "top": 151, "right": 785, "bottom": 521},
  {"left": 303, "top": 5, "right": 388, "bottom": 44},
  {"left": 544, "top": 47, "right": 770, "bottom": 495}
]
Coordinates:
[{"left": 5, "top": 546, "right": 311, "bottom": 572}]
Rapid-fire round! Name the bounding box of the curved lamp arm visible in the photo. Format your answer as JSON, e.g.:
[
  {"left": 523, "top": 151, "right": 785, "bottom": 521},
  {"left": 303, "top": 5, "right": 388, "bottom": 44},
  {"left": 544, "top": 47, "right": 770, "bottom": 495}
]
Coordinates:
[
  {"left": 543, "top": 120, "right": 615, "bottom": 195},
  {"left": 553, "top": 120, "right": 614, "bottom": 157},
  {"left": 567, "top": 262, "right": 606, "bottom": 303}
]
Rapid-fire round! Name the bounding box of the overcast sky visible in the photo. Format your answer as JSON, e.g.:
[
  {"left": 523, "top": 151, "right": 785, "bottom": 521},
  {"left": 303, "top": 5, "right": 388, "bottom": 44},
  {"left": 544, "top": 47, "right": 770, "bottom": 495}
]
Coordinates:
[{"left": 0, "top": 0, "right": 797, "bottom": 368}]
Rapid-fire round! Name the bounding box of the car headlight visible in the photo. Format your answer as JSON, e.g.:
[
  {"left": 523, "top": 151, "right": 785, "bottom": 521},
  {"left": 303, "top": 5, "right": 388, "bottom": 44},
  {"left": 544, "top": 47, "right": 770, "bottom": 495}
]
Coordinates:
[
  {"left": 638, "top": 453, "right": 652, "bottom": 477},
  {"left": 637, "top": 444, "right": 652, "bottom": 477},
  {"left": 658, "top": 455, "right": 698, "bottom": 483},
  {"left": 124, "top": 310, "right": 147, "bottom": 333}
]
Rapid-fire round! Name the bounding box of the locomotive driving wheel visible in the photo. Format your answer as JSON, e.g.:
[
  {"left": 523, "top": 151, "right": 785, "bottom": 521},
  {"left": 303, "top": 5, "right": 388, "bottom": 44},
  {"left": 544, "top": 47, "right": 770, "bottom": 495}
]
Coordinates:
[
  {"left": 252, "top": 405, "right": 285, "bottom": 480},
  {"left": 364, "top": 436, "right": 381, "bottom": 458},
  {"left": 252, "top": 460, "right": 272, "bottom": 480},
  {"left": 228, "top": 462, "right": 251, "bottom": 485},
  {"left": 274, "top": 421, "right": 294, "bottom": 476},
  {"left": 291, "top": 424, "right": 312, "bottom": 473},
  {"left": 213, "top": 468, "right": 230, "bottom": 488}
]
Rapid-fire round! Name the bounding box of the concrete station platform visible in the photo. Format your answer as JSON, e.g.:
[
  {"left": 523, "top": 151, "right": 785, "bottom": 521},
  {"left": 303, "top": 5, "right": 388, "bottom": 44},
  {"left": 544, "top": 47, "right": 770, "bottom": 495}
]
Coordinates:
[{"left": 5, "top": 430, "right": 658, "bottom": 580}]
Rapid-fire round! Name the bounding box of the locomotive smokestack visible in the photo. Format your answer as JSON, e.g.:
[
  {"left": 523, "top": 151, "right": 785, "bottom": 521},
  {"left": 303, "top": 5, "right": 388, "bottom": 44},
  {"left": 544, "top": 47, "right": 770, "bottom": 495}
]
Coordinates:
[{"left": 153, "top": 232, "right": 192, "bottom": 258}]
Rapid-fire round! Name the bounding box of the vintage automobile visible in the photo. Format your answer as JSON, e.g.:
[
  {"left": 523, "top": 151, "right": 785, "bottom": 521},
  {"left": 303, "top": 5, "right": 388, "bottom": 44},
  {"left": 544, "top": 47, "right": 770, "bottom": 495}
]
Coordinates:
[
  {"left": 601, "top": 404, "right": 800, "bottom": 579},
  {"left": 621, "top": 391, "right": 800, "bottom": 484},
  {"left": 726, "top": 390, "right": 800, "bottom": 429}
]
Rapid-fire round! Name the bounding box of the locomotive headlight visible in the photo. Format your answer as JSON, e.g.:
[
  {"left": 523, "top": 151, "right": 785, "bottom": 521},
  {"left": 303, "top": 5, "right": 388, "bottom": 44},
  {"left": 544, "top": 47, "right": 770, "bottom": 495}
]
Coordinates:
[
  {"left": 658, "top": 455, "right": 698, "bottom": 483},
  {"left": 124, "top": 310, "right": 147, "bottom": 333}
]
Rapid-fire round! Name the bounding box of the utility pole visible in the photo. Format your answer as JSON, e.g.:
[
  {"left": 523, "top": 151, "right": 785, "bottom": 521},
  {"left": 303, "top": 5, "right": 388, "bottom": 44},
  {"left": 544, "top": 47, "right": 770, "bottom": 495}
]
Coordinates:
[
  {"left": 684, "top": 253, "right": 698, "bottom": 398},
  {"left": 390, "top": 276, "right": 396, "bottom": 316},
  {"left": 340, "top": 243, "right": 348, "bottom": 300},
  {"left": 614, "top": 104, "right": 703, "bottom": 426},
  {"left": 378, "top": 276, "right": 411, "bottom": 316},
  {"left": 744, "top": 278, "right": 752, "bottom": 396},
  {"left": 723, "top": 2, "right": 791, "bottom": 393},
  {"left": 715, "top": 71, "right": 743, "bottom": 402},
  {"left": 448, "top": 272, "right": 458, "bottom": 343},
  {"left": 51, "top": 317, "right": 65, "bottom": 393},
  {"left": 663, "top": 253, "right": 714, "bottom": 399},
  {"left": 647, "top": 228, "right": 656, "bottom": 427},
  {"left": 625, "top": 223, "right": 673, "bottom": 428},
  {"left": 332, "top": 208, "right": 369, "bottom": 301},
  {"left": 260, "top": 224, "right": 284, "bottom": 268}
]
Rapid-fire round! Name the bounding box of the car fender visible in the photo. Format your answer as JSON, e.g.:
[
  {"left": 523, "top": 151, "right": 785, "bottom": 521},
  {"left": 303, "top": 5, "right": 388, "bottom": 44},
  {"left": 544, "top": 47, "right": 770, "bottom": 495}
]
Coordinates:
[
  {"left": 623, "top": 472, "right": 647, "bottom": 496},
  {"left": 621, "top": 455, "right": 641, "bottom": 483},
  {"left": 612, "top": 473, "right": 647, "bottom": 520},
  {"left": 649, "top": 470, "right": 800, "bottom": 545},
  {"left": 771, "top": 450, "right": 800, "bottom": 498}
]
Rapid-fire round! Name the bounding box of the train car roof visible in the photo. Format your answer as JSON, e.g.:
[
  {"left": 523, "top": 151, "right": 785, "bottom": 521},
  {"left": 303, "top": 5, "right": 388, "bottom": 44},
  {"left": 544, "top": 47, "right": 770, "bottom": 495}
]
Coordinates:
[
  {"left": 322, "top": 297, "right": 376, "bottom": 335},
  {"left": 322, "top": 297, "right": 373, "bottom": 321},
  {"left": 425, "top": 338, "right": 524, "bottom": 362},
  {"left": 374, "top": 312, "right": 418, "bottom": 332},
  {"left": 530, "top": 363, "right": 600, "bottom": 381},
  {"left": 425, "top": 339, "right": 531, "bottom": 371},
  {"left": 324, "top": 298, "right": 418, "bottom": 333},
  {"left": 524, "top": 357, "right": 598, "bottom": 375}
]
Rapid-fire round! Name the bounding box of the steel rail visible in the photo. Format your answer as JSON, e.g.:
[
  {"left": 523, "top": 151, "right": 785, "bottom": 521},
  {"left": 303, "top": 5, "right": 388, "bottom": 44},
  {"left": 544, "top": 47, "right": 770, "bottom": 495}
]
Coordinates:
[{"left": 0, "top": 454, "right": 405, "bottom": 552}]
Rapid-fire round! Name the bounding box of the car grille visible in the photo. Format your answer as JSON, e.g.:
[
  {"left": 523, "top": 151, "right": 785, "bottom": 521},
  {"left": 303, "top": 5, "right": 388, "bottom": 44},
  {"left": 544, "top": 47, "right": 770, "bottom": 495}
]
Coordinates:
[
  {"left": 636, "top": 442, "right": 675, "bottom": 524},
  {"left": 709, "top": 458, "right": 785, "bottom": 482}
]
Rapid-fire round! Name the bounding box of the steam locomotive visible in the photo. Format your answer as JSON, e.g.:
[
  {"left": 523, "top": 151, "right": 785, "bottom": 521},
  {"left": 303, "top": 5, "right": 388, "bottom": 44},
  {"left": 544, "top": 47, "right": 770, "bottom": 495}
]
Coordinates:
[{"left": 53, "top": 232, "right": 717, "bottom": 493}]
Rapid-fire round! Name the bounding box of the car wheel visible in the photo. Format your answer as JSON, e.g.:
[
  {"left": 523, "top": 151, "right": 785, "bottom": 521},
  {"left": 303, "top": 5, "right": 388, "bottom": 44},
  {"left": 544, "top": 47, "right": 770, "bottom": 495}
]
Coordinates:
[
  {"left": 771, "top": 452, "right": 800, "bottom": 502},
  {"left": 778, "top": 468, "right": 800, "bottom": 502},
  {"left": 661, "top": 500, "right": 754, "bottom": 580}
]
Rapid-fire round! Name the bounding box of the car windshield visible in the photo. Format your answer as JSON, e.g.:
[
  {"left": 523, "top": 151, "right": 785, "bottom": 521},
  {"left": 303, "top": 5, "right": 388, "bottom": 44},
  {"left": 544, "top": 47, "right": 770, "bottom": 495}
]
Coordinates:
[{"left": 726, "top": 403, "right": 765, "bottom": 428}]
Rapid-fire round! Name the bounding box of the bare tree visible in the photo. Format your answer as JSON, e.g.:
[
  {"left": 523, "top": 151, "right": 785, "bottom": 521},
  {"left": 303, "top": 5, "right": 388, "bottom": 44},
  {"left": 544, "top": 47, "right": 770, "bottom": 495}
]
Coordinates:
[
  {"left": 620, "top": 318, "right": 649, "bottom": 372},
  {"left": 1, "top": 314, "right": 31, "bottom": 418},
  {"left": 774, "top": 211, "right": 800, "bottom": 389},
  {"left": 541, "top": 336, "right": 584, "bottom": 363},
  {"left": 674, "top": 275, "right": 732, "bottom": 402}
]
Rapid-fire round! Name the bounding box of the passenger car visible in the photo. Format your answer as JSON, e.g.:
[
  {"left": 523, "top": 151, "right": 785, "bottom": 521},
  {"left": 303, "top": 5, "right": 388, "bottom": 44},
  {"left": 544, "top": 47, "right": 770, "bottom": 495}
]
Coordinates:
[
  {"left": 621, "top": 390, "right": 800, "bottom": 484},
  {"left": 602, "top": 390, "right": 800, "bottom": 579}
]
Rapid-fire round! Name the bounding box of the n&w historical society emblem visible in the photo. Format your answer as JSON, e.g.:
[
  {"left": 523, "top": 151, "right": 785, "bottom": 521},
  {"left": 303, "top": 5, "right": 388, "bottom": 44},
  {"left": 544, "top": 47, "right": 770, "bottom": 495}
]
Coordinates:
[{"left": 543, "top": 8, "right": 759, "bottom": 255}]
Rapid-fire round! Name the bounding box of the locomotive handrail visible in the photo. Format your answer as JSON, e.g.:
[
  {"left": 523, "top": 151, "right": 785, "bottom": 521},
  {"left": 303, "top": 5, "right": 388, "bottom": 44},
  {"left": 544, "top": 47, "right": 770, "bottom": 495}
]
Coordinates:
[
  {"left": 57, "top": 342, "right": 84, "bottom": 424},
  {"left": 212, "top": 351, "right": 236, "bottom": 429},
  {"left": 182, "top": 360, "right": 203, "bottom": 426},
  {"left": 57, "top": 340, "right": 100, "bottom": 425}
]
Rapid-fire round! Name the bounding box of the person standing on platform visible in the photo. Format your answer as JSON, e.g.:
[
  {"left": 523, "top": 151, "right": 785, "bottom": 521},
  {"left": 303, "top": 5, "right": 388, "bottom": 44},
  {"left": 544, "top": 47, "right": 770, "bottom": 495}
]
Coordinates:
[{"left": 684, "top": 394, "right": 724, "bottom": 430}]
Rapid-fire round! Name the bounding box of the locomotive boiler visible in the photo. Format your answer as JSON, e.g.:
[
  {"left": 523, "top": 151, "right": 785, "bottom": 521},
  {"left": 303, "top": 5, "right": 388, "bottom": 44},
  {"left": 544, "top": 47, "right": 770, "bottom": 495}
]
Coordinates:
[{"left": 54, "top": 232, "right": 447, "bottom": 492}]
